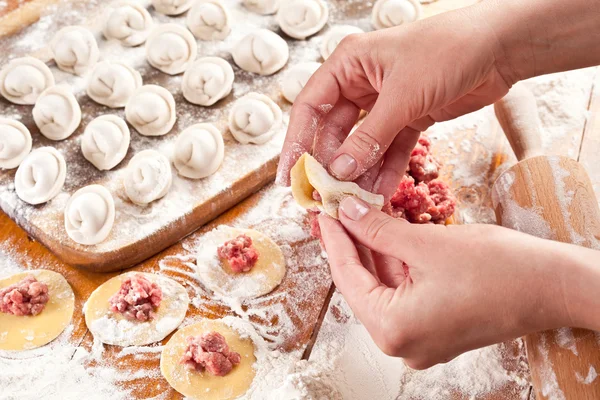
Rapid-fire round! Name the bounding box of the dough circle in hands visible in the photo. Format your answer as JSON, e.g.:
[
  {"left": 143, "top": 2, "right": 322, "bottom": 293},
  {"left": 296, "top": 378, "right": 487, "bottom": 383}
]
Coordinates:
[
  {"left": 174, "top": 123, "right": 224, "bottom": 179},
  {"left": 87, "top": 61, "right": 143, "bottom": 108},
  {"left": 81, "top": 115, "right": 130, "bottom": 171},
  {"left": 50, "top": 26, "right": 100, "bottom": 75},
  {"left": 64, "top": 185, "right": 115, "bottom": 245},
  {"left": 151, "top": 0, "right": 194, "bottom": 15},
  {"left": 372, "top": 0, "right": 422, "bottom": 30},
  {"left": 125, "top": 85, "right": 176, "bottom": 136},
  {"left": 232, "top": 29, "right": 289, "bottom": 76},
  {"left": 276, "top": 0, "right": 328, "bottom": 40},
  {"left": 124, "top": 149, "right": 173, "bottom": 205},
  {"left": 0, "top": 270, "right": 75, "bottom": 351},
  {"left": 0, "top": 57, "right": 55, "bottom": 105},
  {"left": 242, "top": 0, "right": 279, "bottom": 15},
  {"left": 228, "top": 92, "right": 282, "bottom": 145},
  {"left": 102, "top": 2, "right": 154, "bottom": 47},
  {"left": 145, "top": 24, "right": 197, "bottom": 75},
  {"left": 15, "top": 147, "right": 67, "bottom": 205},
  {"left": 0, "top": 118, "right": 32, "bottom": 169},
  {"left": 85, "top": 272, "right": 190, "bottom": 346},
  {"left": 320, "top": 25, "right": 364, "bottom": 60},
  {"left": 281, "top": 62, "right": 321, "bottom": 103},
  {"left": 291, "top": 153, "right": 384, "bottom": 218},
  {"left": 186, "top": 0, "right": 231, "bottom": 41},
  {"left": 32, "top": 86, "right": 82, "bottom": 141},
  {"left": 196, "top": 226, "right": 286, "bottom": 298},
  {"left": 182, "top": 57, "right": 234, "bottom": 106},
  {"left": 161, "top": 319, "right": 257, "bottom": 400}
]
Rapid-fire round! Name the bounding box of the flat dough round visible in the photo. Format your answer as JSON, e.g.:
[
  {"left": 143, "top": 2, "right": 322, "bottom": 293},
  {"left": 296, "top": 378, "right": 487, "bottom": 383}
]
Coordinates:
[
  {"left": 102, "top": 2, "right": 154, "bottom": 47},
  {"left": 0, "top": 270, "right": 75, "bottom": 351},
  {"left": 152, "top": 0, "right": 194, "bottom": 15},
  {"left": 87, "top": 61, "right": 143, "bottom": 108},
  {"left": 0, "top": 118, "right": 32, "bottom": 169},
  {"left": 196, "top": 226, "right": 286, "bottom": 298},
  {"left": 280, "top": 62, "right": 321, "bottom": 103},
  {"left": 372, "top": 0, "right": 422, "bottom": 30},
  {"left": 232, "top": 29, "right": 289, "bottom": 76},
  {"left": 276, "top": 0, "right": 328, "bottom": 40},
  {"left": 0, "top": 57, "right": 55, "bottom": 105},
  {"left": 50, "top": 26, "right": 99, "bottom": 75},
  {"left": 186, "top": 0, "right": 231, "bottom": 41},
  {"left": 161, "top": 319, "right": 257, "bottom": 400},
  {"left": 15, "top": 147, "right": 67, "bottom": 205},
  {"left": 125, "top": 85, "right": 176, "bottom": 136},
  {"left": 182, "top": 57, "right": 234, "bottom": 106},
  {"left": 32, "top": 85, "right": 82, "bottom": 141},
  {"left": 84, "top": 272, "right": 190, "bottom": 347},
  {"left": 146, "top": 24, "right": 197, "bottom": 75}
]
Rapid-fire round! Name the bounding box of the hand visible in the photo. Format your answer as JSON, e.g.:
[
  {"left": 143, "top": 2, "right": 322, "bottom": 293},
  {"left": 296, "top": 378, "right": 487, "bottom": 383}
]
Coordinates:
[{"left": 318, "top": 196, "right": 600, "bottom": 369}]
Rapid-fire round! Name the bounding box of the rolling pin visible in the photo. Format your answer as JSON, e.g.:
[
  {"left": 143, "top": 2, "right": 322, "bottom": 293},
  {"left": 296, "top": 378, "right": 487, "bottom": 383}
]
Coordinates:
[{"left": 492, "top": 83, "right": 600, "bottom": 399}]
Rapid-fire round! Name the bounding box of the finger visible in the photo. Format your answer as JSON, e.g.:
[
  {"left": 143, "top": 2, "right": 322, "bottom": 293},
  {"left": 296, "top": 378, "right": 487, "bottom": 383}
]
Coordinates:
[
  {"left": 354, "top": 161, "right": 381, "bottom": 192},
  {"left": 356, "top": 244, "right": 379, "bottom": 280}
]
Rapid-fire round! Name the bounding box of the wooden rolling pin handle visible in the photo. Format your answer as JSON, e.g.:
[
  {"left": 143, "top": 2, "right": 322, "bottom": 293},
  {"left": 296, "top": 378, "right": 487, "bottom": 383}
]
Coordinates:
[{"left": 494, "top": 83, "right": 544, "bottom": 161}]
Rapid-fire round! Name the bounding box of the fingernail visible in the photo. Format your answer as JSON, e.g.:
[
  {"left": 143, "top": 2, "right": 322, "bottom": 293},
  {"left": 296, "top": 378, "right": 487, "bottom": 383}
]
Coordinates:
[
  {"left": 340, "top": 197, "right": 370, "bottom": 221},
  {"left": 330, "top": 154, "right": 357, "bottom": 180}
]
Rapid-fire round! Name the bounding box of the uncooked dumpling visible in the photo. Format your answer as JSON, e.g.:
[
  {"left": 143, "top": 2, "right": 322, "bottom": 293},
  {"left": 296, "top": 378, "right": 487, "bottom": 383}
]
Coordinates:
[
  {"left": 173, "top": 123, "right": 224, "bottom": 179},
  {"left": 228, "top": 92, "right": 282, "bottom": 145},
  {"left": 186, "top": 0, "right": 231, "bottom": 41},
  {"left": 232, "top": 29, "right": 289, "bottom": 76},
  {"left": 146, "top": 24, "right": 197, "bottom": 75},
  {"left": 182, "top": 57, "right": 234, "bottom": 106},
  {"left": 87, "top": 61, "right": 143, "bottom": 108},
  {"left": 281, "top": 62, "right": 320, "bottom": 103},
  {"left": 81, "top": 115, "right": 130, "bottom": 171},
  {"left": 0, "top": 57, "right": 55, "bottom": 105},
  {"left": 103, "top": 2, "right": 153, "bottom": 46},
  {"left": 242, "top": 0, "right": 279, "bottom": 15},
  {"left": 50, "top": 26, "right": 99, "bottom": 75},
  {"left": 124, "top": 149, "right": 172, "bottom": 205},
  {"left": 151, "top": 0, "right": 194, "bottom": 15},
  {"left": 0, "top": 118, "right": 32, "bottom": 169},
  {"left": 276, "top": 0, "right": 328, "bottom": 40},
  {"left": 372, "top": 0, "right": 421, "bottom": 30},
  {"left": 65, "top": 185, "right": 115, "bottom": 245},
  {"left": 320, "top": 25, "right": 364, "bottom": 60},
  {"left": 125, "top": 85, "right": 176, "bottom": 136},
  {"left": 32, "top": 85, "right": 82, "bottom": 141},
  {"left": 15, "top": 147, "right": 67, "bottom": 205}
]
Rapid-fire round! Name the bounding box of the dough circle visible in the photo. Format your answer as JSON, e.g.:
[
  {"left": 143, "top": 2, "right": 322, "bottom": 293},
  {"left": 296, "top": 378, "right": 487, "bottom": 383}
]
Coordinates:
[
  {"left": 280, "top": 62, "right": 321, "bottom": 103},
  {"left": 232, "top": 29, "right": 289, "bottom": 76},
  {"left": 15, "top": 147, "right": 67, "bottom": 205},
  {"left": 173, "top": 123, "right": 224, "bottom": 179},
  {"left": 81, "top": 115, "right": 131, "bottom": 171},
  {"left": 320, "top": 25, "right": 364, "bottom": 60},
  {"left": 124, "top": 149, "right": 173, "bottom": 205},
  {"left": 146, "top": 24, "right": 197, "bottom": 75},
  {"left": 182, "top": 57, "right": 234, "bottom": 106},
  {"left": 0, "top": 270, "right": 75, "bottom": 351},
  {"left": 0, "top": 118, "right": 32, "bottom": 169},
  {"left": 276, "top": 0, "right": 328, "bottom": 40},
  {"left": 50, "top": 26, "right": 99, "bottom": 75},
  {"left": 103, "top": 2, "right": 154, "bottom": 47},
  {"left": 152, "top": 0, "right": 194, "bottom": 15},
  {"left": 125, "top": 85, "right": 176, "bottom": 136},
  {"left": 32, "top": 85, "right": 82, "bottom": 141},
  {"left": 186, "top": 0, "right": 231, "bottom": 41},
  {"left": 0, "top": 57, "right": 55, "bottom": 105},
  {"left": 87, "top": 61, "right": 143, "bottom": 108},
  {"left": 196, "top": 226, "right": 286, "bottom": 298},
  {"left": 161, "top": 318, "right": 257, "bottom": 400},
  {"left": 84, "top": 272, "right": 190, "bottom": 346},
  {"left": 65, "top": 184, "right": 115, "bottom": 246},
  {"left": 242, "top": 0, "right": 279, "bottom": 15},
  {"left": 228, "top": 92, "right": 282, "bottom": 145},
  {"left": 372, "top": 0, "right": 422, "bottom": 30}
]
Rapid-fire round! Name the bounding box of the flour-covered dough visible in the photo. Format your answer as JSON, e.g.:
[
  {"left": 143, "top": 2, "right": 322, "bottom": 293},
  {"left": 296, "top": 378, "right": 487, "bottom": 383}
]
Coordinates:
[
  {"left": 87, "top": 61, "right": 143, "bottom": 108},
  {"left": 103, "top": 2, "right": 153, "bottom": 47},
  {"left": 232, "top": 29, "right": 289, "bottom": 76},
  {"left": 182, "top": 57, "right": 233, "bottom": 106},
  {"left": 0, "top": 57, "right": 55, "bottom": 105},
  {"left": 277, "top": 0, "right": 328, "bottom": 40},
  {"left": 50, "top": 26, "right": 99, "bottom": 75},
  {"left": 281, "top": 62, "right": 321, "bottom": 103},
  {"left": 291, "top": 153, "right": 384, "bottom": 218},
  {"left": 146, "top": 24, "right": 197, "bottom": 75},
  {"left": 15, "top": 147, "right": 67, "bottom": 205},
  {"left": 0, "top": 118, "right": 32, "bottom": 169},
  {"left": 186, "top": 0, "right": 231, "bottom": 41},
  {"left": 124, "top": 149, "right": 173, "bottom": 205},
  {"left": 85, "top": 272, "right": 190, "bottom": 346},
  {"left": 32, "top": 85, "right": 81, "bottom": 141},
  {"left": 228, "top": 92, "right": 282, "bottom": 145},
  {"left": 320, "top": 25, "right": 364, "bottom": 60},
  {"left": 81, "top": 115, "right": 130, "bottom": 171},
  {"left": 372, "top": 0, "right": 421, "bottom": 30},
  {"left": 125, "top": 85, "right": 176, "bottom": 136},
  {"left": 242, "top": 0, "right": 279, "bottom": 15},
  {"left": 64, "top": 185, "right": 115, "bottom": 246},
  {"left": 0, "top": 270, "right": 75, "bottom": 351},
  {"left": 173, "top": 123, "right": 224, "bottom": 179},
  {"left": 152, "top": 0, "right": 194, "bottom": 15}
]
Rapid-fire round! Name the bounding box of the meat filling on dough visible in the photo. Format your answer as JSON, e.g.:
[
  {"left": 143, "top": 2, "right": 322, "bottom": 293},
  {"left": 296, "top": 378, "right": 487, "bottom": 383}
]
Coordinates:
[
  {"left": 217, "top": 234, "right": 259, "bottom": 273},
  {"left": 109, "top": 273, "right": 163, "bottom": 321},
  {"left": 181, "top": 331, "right": 242, "bottom": 376},
  {"left": 0, "top": 275, "right": 49, "bottom": 316}
]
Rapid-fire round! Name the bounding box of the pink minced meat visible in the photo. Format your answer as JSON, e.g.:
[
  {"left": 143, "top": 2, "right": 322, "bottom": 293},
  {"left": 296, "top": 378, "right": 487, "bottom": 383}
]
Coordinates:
[
  {"left": 109, "top": 274, "right": 162, "bottom": 322},
  {"left": 389, "top": 175, "right": 456, "bottom": 224},
  {"left": 217, "top": 234, "right": 259, "bottom": 273},
  {"left": 181, "top": 331, "right": 242, "bottom": 376},
  {"left": 408, "top": 136, "right": 440, "bottom": 183},
  {"left": 0, "top": 275, "right": 49, "bottom": 316}
]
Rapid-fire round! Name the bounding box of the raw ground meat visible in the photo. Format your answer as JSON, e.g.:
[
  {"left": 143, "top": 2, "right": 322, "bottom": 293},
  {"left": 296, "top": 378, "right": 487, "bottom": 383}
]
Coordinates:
[
  {"left": 108, "top": 274, "right": 163, "bottom": 322},
  {"left": 217, "top": 234, "right": 259, "bottom": 273},
  {"left": 0, "top": 275, "right": 49, "bottom": 316},
  {"left": 408, "top": 136, "right": 440, "bottom": 182},
  {"left": 181, "top": 331, "right": 242, "bottom": 376}
]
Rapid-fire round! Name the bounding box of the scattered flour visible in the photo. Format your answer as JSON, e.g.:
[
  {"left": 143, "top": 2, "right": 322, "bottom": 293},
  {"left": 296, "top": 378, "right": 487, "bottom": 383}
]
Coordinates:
[{"left": 575, "top": 366, "right": 598, "bottom": 385}]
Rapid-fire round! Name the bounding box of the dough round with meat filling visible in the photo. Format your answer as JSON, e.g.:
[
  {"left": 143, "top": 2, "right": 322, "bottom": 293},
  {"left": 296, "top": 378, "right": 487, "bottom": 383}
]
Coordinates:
[
  {"left": 228, "top": 92, "right": 282, "bottom": 145},
  {"left": 81, "top": 115, "right": 130, "bottom": 171},
  {"left": 103, "top": 2, "right": 153, "bottom": 46},
  {"left": 32, "top": 85, "right": 81, "bottom": 141},
  {"left": 186, "top": 0, "right": 231, "bottom": 41},
  {"left": 15, "top": 147, "right": 67, "bottom": 205},
  {"left": 231, "top": 29, "right": 289, "bottom": 76},
  {"left": 64, "top": 185, "right": 115, "bottom": 245},
  {"left": 276, "top": 0, "right": 328, "bottom": 40},
  {"left": 182, "top": 57, "right": 234, "bottom": 106},
  {"left": 0, "top": 118, "right": 32, "bottom": 169},
  {"left": 125, "top": 85, "right": 176, "bottom": 136},
  {"left": 372, "top": 0, "right": 421, "bottom": 30},
  {"left": 146, "top": 24, "right": 197, "bottom": 75},
  {"left": 0, "top": 57, "right": 55, "bottom": 105},
  {"left": 124, "top": 149, "right": 173, "bottom": 205},
  {"left": 87, "top": 61, "right": 143, "bottom": 108},
  {"left": 173, "top": 123, "right": 224, "bottom": 179},
  {"left": 50, "top": 26, "right": 99, "bottom": 75}
]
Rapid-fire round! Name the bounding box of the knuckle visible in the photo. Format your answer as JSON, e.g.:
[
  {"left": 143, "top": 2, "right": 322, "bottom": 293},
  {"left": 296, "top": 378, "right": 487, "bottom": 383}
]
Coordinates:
[
  {"left": 338, "top": 33, "right": 362, "bottom": 49},
  {"left": 349, "top": 128, "right": 383, "bottom": 157},
  {"left": 363, "top": 217, "right": 392, "bottom": 244}
]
